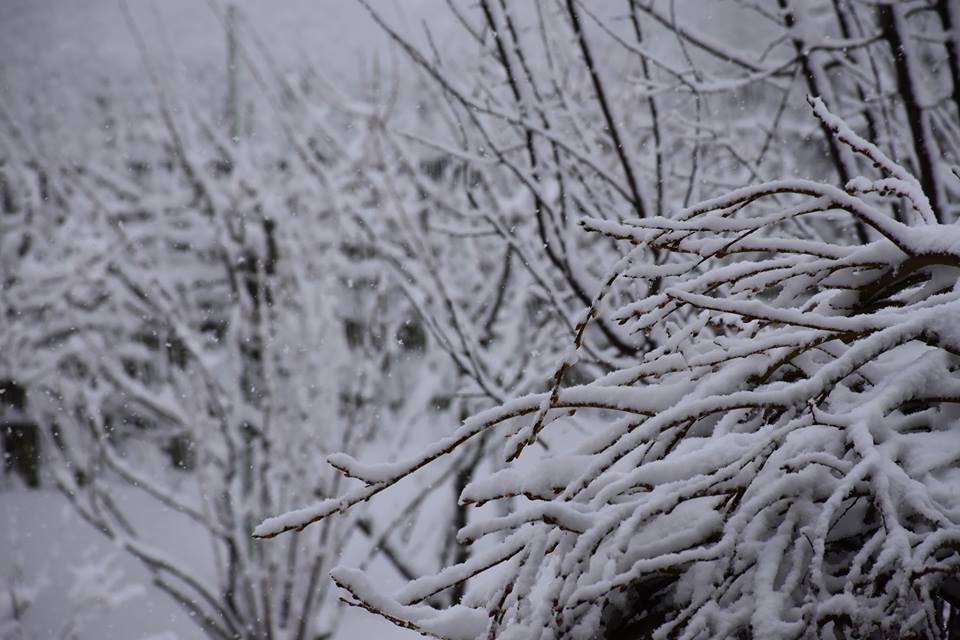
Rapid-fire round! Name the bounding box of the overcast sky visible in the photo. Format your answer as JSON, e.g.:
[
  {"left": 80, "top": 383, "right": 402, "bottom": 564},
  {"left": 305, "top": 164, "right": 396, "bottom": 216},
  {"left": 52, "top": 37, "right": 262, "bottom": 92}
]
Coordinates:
[
  {"left": 0, "top": 1, "right": 765, "bottom": 106},
  {"left": 0, "top": 0, "right": 455, "bottom": 107}
]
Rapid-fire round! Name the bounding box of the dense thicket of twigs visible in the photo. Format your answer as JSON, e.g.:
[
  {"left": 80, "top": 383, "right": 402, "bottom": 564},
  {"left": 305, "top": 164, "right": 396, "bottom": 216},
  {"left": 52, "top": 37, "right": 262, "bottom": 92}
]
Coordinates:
[
  {"left": 258, "top": 96, "right": 960, "bottom": 640},
  {"left": 255, "top": 1, "right": 960, "bottom": 638},
  {"left": 3, "top": 0, "right": 960, "bottom": 638},
  {"left": 0, "top": 10, "right": 454, "bottom": 637}
]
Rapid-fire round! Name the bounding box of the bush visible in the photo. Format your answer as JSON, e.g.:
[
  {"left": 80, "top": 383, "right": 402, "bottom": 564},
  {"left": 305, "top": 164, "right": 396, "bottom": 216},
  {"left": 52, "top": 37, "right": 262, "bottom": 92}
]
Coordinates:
[{"left": 256, "top": 99, "right": 960, "bottom": 639}]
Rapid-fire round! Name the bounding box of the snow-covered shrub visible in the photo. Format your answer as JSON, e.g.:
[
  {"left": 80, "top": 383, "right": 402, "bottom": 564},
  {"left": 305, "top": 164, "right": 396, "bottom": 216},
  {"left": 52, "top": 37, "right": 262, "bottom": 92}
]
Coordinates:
[
  {"left": 0, "top": 47, "right": 455, "bottom": 638},
  {"left": 257, "top": 100, "right": 960, "bottom": 638}
]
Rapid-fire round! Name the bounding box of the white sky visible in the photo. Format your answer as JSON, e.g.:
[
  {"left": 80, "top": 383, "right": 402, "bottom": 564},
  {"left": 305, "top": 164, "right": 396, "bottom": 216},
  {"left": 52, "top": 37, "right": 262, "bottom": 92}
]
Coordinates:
[
  {"left": 0, "top": 0, "right": 764, "bottom": 107},
  {"left": 0, "top": 0, "right": 453, "bottom": 106}
]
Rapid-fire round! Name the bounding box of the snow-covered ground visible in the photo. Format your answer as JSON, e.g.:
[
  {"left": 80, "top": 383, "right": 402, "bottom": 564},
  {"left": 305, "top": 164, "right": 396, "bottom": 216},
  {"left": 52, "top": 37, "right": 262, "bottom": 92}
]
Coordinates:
[
  {"left": 2, "top": 487, "right": 203, "bottom": 639},
  {"left": 1, "top": 486, "right": 419, "bottom": 638}
]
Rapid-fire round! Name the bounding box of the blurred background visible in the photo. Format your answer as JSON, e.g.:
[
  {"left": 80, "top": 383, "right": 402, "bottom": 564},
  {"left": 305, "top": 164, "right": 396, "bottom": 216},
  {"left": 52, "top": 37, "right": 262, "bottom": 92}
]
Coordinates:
[{"left": 2, "top": 1, "right": 956, "bottom": 638}]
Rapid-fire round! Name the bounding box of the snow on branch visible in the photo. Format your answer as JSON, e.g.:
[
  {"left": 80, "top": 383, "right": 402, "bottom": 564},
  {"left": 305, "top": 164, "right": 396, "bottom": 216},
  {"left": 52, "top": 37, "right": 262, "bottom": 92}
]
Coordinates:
[{"left": 256, "top": 100, "right": 960, "bottom": 639}]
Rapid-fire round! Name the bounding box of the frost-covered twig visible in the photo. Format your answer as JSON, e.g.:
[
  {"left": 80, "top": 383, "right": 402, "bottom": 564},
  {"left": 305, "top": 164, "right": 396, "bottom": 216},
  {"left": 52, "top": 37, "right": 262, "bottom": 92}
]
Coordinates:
[{"left": 259, "top": 100, "right": 960, "bottom": 639}]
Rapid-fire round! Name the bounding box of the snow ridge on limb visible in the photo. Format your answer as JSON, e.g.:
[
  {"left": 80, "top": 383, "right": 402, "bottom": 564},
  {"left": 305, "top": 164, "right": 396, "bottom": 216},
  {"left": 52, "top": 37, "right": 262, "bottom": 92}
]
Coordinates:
[
  {"left": 256, "top": 101, "right": 960, "bottom": 638},
  {"left": 807, "top": 96, "right": 939, "bottom": 226}
]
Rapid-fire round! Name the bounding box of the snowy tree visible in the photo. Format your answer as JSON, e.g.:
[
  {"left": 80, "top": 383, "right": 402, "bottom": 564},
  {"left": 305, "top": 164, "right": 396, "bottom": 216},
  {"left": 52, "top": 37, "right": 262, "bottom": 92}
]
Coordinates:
[
  {"left": 0, "top": 11, "right": 454, "bottom": 637},
  {"left": 256, "top": 96, "right": 960, "bottom": 638},
  {"left": 255, "top": 6, "right": 960, "bottom": 636},
  {"left": 4, "top": 1, "right": 960, "bottom": 638},
  {"left": 332, "top": 0, "right": 960, "bottom": 459}
]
